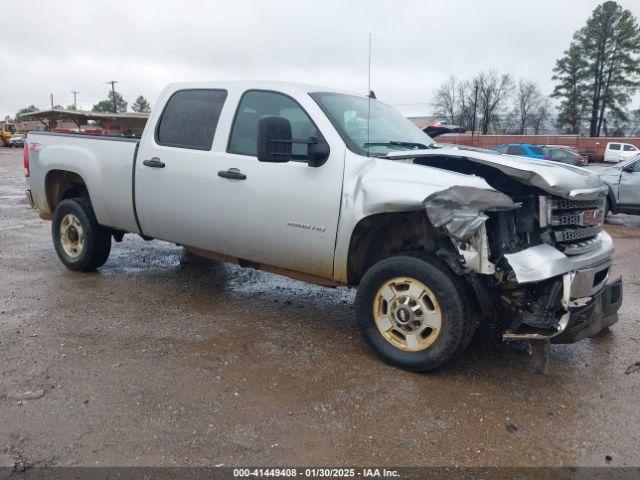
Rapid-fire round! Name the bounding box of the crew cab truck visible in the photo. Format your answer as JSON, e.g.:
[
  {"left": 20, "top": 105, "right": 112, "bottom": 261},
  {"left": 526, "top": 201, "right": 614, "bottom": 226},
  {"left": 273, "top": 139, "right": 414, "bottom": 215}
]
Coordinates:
[{"left": 24, "top": 81, "right": 623, "bottom": 372}]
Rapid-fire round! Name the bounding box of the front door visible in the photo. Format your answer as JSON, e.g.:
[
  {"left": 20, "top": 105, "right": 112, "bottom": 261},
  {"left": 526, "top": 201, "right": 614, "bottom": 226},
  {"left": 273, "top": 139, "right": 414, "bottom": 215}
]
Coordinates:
[
  {"left": 618, "top": 159, "right": 640, "bottom": 206},
  {"left": 210, "top": 89, "right": 345, "bottom": 279},
  {"left": 621, "top": 144, "right": 640, "bottom": 161}
]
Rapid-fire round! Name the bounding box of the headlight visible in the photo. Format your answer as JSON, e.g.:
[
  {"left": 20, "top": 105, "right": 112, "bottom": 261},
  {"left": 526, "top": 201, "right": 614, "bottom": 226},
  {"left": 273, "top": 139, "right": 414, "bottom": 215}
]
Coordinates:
[{"left": 538, "top": 195, "right": 552, "bottom": 228}]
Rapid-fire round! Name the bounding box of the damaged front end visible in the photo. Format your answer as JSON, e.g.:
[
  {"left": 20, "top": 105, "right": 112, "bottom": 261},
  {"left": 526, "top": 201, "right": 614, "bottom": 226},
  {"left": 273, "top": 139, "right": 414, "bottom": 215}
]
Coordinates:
[
  {"left": 421, "top": 181, "right": 622, "bottom": 350},
  {"left": 422, "top": 186, "right": 519, "bottom": 275}
]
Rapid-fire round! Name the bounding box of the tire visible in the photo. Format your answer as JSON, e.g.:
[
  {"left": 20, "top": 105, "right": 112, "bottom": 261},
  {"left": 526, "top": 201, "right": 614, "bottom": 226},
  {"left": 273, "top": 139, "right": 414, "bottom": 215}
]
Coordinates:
[
  {"left": 604, "top": 198, "right": 611, "bottom": 218},
  {"left": 52, "top": 198, "right": 111, "bottom": 271},
  {"left": 355, "top": 253, "right": 476, "bottom": 372}
]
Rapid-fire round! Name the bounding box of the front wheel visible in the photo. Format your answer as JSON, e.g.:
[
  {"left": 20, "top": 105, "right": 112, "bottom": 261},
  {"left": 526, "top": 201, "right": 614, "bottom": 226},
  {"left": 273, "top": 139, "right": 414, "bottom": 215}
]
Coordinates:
[
  {"left": 355, "top": 254, "right": 475, "bottom": 372},
  {"left": 52, "top": 198, "right": 111, "bottom": 271}
]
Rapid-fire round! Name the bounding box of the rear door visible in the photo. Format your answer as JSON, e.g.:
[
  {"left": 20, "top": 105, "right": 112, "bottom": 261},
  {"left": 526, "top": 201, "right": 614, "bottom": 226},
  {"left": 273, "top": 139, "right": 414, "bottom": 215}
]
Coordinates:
[{"left": 135, "top": 88, "right": 229, "bottom": 251}]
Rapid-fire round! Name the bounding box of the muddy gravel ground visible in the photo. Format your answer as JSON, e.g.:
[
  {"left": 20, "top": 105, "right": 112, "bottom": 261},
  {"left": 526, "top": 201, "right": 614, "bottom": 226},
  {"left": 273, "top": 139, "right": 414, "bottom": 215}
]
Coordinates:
[{"left": 1, "top": 148, "right": 639, "bottom": 469}]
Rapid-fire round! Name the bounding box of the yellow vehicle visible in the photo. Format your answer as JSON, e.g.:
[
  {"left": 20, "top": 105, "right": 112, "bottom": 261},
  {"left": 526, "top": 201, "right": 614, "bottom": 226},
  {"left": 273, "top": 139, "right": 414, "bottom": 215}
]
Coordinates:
[{"left": 1, "top": 123, "right": 18, "bottom": 147}]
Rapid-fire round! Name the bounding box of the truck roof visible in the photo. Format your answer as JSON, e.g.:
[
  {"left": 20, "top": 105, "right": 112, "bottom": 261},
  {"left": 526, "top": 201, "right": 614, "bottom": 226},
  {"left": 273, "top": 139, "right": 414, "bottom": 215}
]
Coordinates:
[{"left": 164, "top": 80, "right": 354, "bottom": 97}]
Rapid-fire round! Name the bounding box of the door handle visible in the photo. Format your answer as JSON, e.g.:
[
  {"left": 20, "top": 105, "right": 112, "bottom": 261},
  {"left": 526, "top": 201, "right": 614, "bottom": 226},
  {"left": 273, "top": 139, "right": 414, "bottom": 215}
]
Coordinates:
[
  {"left": 218, "top": 168, "right": 246, "bottom": 180},
  {"left": 143, "top": 158, "right": 165, "bottom": 168}
]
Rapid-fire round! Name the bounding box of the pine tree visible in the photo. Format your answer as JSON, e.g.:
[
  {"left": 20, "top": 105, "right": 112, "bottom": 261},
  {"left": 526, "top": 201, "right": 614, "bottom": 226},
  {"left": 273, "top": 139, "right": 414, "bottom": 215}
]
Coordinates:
[
  {"left": 552, "top": 43, "right": 587, "bottom": 134},
  {"left": 552, "top": 2, "right": 640, "bottom": 137},
  {"left": 92, "top": 91, "right": 128, "bottom": 113},
  {"left": 131, "top": 95, "right": 151, "bottom": 113}
]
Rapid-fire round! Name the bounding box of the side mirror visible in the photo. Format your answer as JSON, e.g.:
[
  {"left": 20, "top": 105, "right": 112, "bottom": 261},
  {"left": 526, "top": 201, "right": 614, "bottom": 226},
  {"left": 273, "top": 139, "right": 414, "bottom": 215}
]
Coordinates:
[
  {"left": 257, "top": 115, "right": 330, "bottom": 167},
  {"left": 257, "top": 116, "right": 292, "bottom": 163},
  {"left": 623, "top": 163, "right": 636, "bottom": 173}
]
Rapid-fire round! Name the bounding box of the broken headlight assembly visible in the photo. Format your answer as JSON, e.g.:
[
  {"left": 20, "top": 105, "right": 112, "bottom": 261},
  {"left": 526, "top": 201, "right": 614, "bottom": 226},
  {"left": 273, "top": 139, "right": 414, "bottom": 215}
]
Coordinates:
[{"left": 538, "top": 195, "right": 553, "bottom": 228}]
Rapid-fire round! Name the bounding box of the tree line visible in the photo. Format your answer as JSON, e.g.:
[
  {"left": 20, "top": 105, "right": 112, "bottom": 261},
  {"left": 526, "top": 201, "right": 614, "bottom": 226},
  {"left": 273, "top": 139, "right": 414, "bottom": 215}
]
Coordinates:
[
  {"left": 12, "top": 93, "right": 151, "bottom": 121},
  {"left": 91, "top": 92, "right": 151, "bottom": 114},
  {"left": 432, "top": 73, "right": 551, "bottom": 135},
  {"left": 431, "top": 1, "right": 640, "bottom": 137}
]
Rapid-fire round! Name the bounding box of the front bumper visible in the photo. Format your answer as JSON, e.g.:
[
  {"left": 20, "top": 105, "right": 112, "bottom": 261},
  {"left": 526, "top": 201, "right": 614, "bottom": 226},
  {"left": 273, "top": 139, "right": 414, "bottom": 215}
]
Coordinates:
[
  {"left": 502, "top": 231, "right": 622, "bottom": 343},
  {"left": 552, "top": 277, "right": 622, "bottom": 344},
  {"left": 503, "top": 275, "right": 622, "bottom": 343}
]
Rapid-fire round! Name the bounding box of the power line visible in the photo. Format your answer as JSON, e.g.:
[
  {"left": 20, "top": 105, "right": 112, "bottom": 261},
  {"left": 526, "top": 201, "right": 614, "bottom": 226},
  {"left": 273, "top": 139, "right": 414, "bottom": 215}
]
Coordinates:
[{"left": 391, "top": 102, "right": 431, "bottom": 107}]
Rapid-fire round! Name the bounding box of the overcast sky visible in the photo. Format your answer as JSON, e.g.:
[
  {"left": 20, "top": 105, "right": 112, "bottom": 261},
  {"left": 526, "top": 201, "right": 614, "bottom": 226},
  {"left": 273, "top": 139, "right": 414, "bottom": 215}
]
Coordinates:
[{"left": 2, "top": 0, "right": 639, "bottom": 119}]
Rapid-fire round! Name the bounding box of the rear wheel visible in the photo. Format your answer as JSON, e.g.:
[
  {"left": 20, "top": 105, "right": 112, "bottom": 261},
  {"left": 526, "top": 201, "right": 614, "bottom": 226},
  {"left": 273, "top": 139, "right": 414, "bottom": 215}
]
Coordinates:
[
  {"left": 52, "top": 198, "right": 111, "bottom": 271},
  {"left": 355, "top": 254, "right": 475, "bottom": 372}
]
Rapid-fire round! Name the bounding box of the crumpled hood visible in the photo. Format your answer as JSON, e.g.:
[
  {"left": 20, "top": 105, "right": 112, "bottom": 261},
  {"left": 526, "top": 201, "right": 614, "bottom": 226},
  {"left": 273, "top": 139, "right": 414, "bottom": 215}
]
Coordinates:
[{"left": 386, "top": 145, "right": 606, "bottom": 200}]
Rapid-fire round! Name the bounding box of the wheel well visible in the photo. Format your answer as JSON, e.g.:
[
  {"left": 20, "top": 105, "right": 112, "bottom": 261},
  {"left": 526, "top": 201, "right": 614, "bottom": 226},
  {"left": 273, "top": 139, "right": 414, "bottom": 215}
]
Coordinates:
[
  {"left": 45, "top": 170, "right": 89, "bottom": 212},
  {"left": 347, "top": 211, "right": 446, "bottom": 286}
]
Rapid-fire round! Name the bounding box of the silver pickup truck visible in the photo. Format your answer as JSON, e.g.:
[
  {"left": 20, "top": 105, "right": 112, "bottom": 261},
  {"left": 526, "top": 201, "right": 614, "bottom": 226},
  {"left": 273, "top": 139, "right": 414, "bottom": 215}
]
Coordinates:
[{"left": 24, "top": 81, "right": 622, "bottom": 372}]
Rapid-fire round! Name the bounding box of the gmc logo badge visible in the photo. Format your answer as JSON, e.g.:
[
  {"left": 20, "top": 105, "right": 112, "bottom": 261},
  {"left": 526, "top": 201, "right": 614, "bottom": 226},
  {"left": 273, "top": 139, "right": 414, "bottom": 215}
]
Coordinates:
[{"left": 580, "top": 210, "right": 601, "bottom": 226}]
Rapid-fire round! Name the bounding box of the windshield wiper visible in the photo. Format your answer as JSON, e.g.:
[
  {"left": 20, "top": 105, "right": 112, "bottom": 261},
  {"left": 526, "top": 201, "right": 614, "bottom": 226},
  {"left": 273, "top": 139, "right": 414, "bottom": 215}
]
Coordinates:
[{"left": 363, "top": 141, "right": 430, "bottom": 150}]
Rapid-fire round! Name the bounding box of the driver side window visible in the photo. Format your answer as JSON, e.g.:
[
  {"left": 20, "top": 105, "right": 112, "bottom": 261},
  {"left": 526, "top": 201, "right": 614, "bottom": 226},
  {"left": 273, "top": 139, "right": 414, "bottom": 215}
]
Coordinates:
[{"left": 228, "top": 90, "right": 319, "bottom": 157}]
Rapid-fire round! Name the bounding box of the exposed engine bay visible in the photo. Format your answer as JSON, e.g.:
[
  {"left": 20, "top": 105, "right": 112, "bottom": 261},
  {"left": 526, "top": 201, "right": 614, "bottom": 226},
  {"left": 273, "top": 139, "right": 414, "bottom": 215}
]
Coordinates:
[{"left": 403, "top": 152, "right": 610, "bottom": 344}]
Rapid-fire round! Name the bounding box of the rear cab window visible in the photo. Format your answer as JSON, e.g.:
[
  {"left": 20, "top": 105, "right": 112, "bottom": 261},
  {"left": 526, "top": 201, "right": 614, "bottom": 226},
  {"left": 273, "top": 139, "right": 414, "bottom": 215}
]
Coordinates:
[
  {"left": 609, "top": 143, "right": 621, "bottom": 151},
  {"left": 155, "top": 89, "right": 228, "bottom": 150}
]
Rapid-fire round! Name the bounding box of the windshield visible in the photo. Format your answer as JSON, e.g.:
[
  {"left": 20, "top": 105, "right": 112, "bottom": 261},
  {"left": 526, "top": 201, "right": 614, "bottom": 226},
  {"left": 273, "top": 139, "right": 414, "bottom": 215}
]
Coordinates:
[
  {"left": 621, "top": 153, "right": 640, "bottom": 167},
  {"left": 310, "top": 92, "right": 434, "bottom": 156}
]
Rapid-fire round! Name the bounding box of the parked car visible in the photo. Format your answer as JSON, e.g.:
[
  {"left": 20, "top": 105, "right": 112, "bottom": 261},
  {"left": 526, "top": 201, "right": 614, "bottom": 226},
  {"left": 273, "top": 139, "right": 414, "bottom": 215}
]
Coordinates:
[
  {"left": 24, "top": 81, "right": 622, "bottom": 372},
  {"left": 422, "top": 121, "right": 465, "bottom": 137},
  {"left": 588, "top": 154, "right": 640, "bottom": 216},
  {"left": 492, "top": 143, "right": 550, "bottom": 160},
  {"left": 8, "top": 134, "right": 25, "bottom": 148},
  {"left": 543, "top": 145, "right": 589, "bottom": 164},
  {"left": 544, "top": 146, "right": 587, "bottom": 166},
  {"left": 603, "top": 142, "right": 639, "bottom": 163}
]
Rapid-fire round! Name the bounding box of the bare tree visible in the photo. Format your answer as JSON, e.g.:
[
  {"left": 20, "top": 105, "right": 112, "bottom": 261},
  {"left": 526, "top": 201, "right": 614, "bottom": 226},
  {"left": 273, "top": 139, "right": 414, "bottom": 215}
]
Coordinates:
[
  {"left": 513, "top": 80, "right": 544, "bottom": 134},
  {"left": 530, "top": 98, "right": 552, "bottom": 134},
  {"left": 431, "top": 77, "right": 478, "bottom": 131},
  {"left": 431, "top": 76, "right": 458, "bottom": 124},
  {"left": 475, "top": 71, "right": 514, "bottom": 134},
  {"left": 455, "top": 80, "right": 476, "bottom": 130}
]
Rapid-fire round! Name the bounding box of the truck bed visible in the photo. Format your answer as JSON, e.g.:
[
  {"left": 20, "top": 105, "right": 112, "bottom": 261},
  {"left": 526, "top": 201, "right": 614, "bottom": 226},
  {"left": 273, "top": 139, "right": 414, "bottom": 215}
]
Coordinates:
[{"left": 26, "top": 131, "right": 141, "bottom": 234}]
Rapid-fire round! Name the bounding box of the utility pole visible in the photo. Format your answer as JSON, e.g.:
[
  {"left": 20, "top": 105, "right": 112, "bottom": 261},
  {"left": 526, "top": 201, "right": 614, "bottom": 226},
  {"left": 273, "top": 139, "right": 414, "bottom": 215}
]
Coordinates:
[
  {"left": 106, "top": 80, "right": 119, "bottom": 113},
  {"left": 470, "top": 80, "right": 479, "bottom": 142},
  {"left": 50, "top": 93, "right": 54, "bottom": 109},
  {"left": 70, "top": 90, "right": 79, "bottom": 110}
]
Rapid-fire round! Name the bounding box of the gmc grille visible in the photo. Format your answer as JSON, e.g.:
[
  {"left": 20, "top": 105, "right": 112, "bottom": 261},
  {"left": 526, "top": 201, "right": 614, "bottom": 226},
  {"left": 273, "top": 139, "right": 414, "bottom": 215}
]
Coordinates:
[{"left": 550, "top": 196, "right": 605, "bottom": 255}]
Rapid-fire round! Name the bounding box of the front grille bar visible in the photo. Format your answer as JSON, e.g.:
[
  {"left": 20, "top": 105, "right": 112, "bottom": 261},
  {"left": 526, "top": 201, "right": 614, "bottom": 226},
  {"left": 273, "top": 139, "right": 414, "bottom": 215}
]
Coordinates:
[
  {"left": 549, "top": 195, "right": 606, "bottom": 255},
  {"left": 553, "top": 225, "right": 603, "bottom": 242}
]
